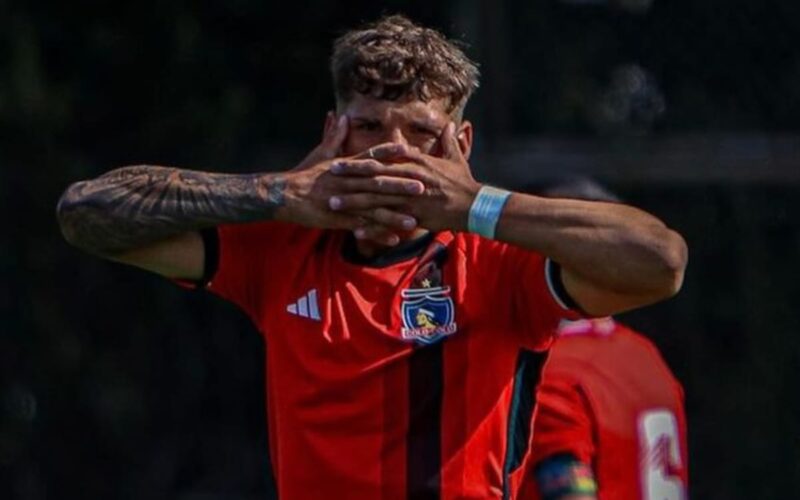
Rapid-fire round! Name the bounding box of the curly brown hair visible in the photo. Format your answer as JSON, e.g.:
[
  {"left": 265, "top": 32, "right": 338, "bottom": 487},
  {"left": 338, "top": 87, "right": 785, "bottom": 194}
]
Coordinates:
[{"left": 331, "top": 15, "right": 480, "bottom": 119}]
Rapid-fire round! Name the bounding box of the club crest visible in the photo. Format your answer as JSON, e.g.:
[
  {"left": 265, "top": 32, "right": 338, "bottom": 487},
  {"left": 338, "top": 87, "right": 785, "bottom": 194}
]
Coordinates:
[{"left": 400, "top": 285, "right": 457, "bottom": 344}]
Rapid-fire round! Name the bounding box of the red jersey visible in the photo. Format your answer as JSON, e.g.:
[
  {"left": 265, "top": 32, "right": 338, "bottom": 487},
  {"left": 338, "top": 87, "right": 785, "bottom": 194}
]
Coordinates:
[
  {"left": 518, "top": 319, "right": 688, "bottom": 500},
  {"left": 202, "top": 221, "right": 579, "bottom": 499}
]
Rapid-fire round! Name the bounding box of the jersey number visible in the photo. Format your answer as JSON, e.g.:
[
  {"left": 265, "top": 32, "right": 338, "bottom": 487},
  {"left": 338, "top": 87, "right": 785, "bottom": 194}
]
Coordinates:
[{"left": 638, "top": 409, "right": 686, "bottom": 500}]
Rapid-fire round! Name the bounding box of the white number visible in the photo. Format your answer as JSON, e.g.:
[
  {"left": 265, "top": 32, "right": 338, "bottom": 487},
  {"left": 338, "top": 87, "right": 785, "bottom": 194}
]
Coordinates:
[{"left": 638, "top": 409, "right": 687, "bottom": 500}]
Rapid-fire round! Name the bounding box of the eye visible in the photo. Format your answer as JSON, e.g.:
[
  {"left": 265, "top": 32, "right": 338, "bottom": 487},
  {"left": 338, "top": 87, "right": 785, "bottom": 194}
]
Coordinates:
[
  {"left": 412, "top": 125, "right": 439, "bottom": 137},
  {"left": 355, "top": 121, "right": 381, "bottom": 132}
]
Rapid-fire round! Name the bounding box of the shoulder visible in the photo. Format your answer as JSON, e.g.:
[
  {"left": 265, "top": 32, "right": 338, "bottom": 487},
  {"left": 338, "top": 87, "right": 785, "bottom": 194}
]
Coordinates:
[
  {"left": 217, "top": 221, "right": 329, "bottom": 249},
  {"left": 615, "top": 324, "right": 684, "bottom": 390},
  {"left": 546, "top": 320, "right": 617, "bottom": 374},
  {"left": 212, "top": 222, "right": 335, "bottom": 278},
  {"left": 218, "top": 220, "right": 318, "bottom": 238},
  {"left": 614, "top": 324, "right": 671, "bottom": 365},
  {"left": 452, "top": 231, "right": 546, "bottom": 263}
]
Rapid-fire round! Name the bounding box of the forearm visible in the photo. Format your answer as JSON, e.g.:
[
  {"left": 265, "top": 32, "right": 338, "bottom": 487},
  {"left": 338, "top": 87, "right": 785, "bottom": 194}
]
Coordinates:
[
  {"left": 495, "top": 193, "right": 687, "bottom": 301},
  {"left": 56, "top": 165, "right": 286, "bottom": 255}
]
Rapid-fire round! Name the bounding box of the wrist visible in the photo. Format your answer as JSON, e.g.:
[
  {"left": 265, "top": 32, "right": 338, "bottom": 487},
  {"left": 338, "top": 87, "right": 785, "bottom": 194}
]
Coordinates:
[
  {"left": 256, "top": 172, "right": 292, "bottom": 222},
  {"left": 466, "top": 185, "right": 512, "bottom": 239},
  {"left": 455, "top": 181, "right": 482, "bottom": 232}
]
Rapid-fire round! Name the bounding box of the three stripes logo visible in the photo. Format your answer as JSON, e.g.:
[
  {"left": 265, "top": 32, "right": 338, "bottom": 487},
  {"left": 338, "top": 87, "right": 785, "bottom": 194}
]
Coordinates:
[{"left": 287, "top": 289, "right": 321, "bottom": 321}]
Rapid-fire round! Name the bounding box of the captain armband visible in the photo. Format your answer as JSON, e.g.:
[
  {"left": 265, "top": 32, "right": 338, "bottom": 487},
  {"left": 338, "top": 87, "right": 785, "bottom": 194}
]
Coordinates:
[{"left": 534, "top": 453, "right": 597, "bottom": 500}]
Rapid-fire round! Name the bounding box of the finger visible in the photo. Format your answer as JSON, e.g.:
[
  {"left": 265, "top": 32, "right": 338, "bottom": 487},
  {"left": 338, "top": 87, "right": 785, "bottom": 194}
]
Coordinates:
[
  {"left": 441, "top": 122, "right": 464, "bottom": 162},
  {"left": 353, "top": 142, "right": 413, "bottom": 161},
  {"left": 322, "top": 111, "right": 335, "bottom": 138},
  {"left": 330, "top": 159, "right": 388, "bottom": 177},
  {"left": 324, "top": 212, "right": 369, "bottom": 231},
  {"left": 331, "top": 160, "right": 436, "bottom": 185},
  {"left": 353, "top": 207, "right": 417, "bottom": 231},
  {"left": 292, "top": 114, "right": 348, "bottom": 171},
  {"left": 373, "top": 145, "right": 433, "bottom": 170},
  {"left": 332, "top": 198, "right": 417, "bottom": 230},
  {"left": 354, "top": 225, "right": 402, "bottom": 246},
  {"left": 329, "top": 193, "right": 411, "bottom": 212},
  {"left": 336, "top": 175, "right": 424, "bottom": 195},
  {"left": 320, "top": 114, "right": 349, "bottom": 159}
]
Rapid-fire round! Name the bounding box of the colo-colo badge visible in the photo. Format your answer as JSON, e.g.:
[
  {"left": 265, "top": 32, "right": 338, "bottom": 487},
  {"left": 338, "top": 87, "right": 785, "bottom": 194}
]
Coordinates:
[{"left": 400, "top": 283, "right": 457, "bottom": 345}]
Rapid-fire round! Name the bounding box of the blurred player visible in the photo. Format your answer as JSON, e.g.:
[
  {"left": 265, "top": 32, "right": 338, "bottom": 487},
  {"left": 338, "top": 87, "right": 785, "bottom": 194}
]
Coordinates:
[
  {"left": 56, "top": 16, "right": 687, "bottom": 499},
  {"left": 517, "top": 178, "right": 688, "bottom": 500}
]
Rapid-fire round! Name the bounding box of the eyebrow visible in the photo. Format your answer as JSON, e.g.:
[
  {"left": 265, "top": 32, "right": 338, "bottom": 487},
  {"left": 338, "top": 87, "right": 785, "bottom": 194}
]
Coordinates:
[
  {"left": 349, "top": 116, "right": 443, "bottom": 132},
  {"left": 350, "top": 116, "right": 381, "bottom": 124}
]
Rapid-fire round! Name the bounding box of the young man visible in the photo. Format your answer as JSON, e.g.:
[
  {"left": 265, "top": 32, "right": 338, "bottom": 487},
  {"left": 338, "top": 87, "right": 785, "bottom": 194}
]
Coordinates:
[
  {"left": 517, "top": 179, "right": 688, "bottom": 500},
  {"left": 56, "top": 15, "right": 687, "bottom": 499}
]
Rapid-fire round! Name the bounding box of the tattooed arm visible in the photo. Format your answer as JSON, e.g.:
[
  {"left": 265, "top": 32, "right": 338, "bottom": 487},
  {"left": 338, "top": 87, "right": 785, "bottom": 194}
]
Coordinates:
[
  {"left": 57, "top": 116, "right": 426, "bottom": 279},
  {"left": 57, "top": 167, "right": 287, "bottom": 253},
  {"left": 56, "top": 166, "right": 288, "bottom": 279}
]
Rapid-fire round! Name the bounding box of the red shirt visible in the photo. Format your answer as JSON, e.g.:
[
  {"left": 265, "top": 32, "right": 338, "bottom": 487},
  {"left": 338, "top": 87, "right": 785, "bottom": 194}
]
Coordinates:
[
  {"left": 518, "top": 319, "right": 688, "bottom": 500},
  {"left": 204, "top": 221, "right": 579, "bottom": 499}
]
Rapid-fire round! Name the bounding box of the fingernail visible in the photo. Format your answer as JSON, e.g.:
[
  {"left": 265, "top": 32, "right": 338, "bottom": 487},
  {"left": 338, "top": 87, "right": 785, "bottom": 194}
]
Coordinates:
[
  {"left": 338, "top": 115, "right": 347, "bottom": 127},
  {"left": 355, "top": 228, "right": 366, "bottom": 239},
  {"left": 388, "top": 235, "right": 400, "bottom": 246},
  {"left": 402, "top": 217, "right": 416, "bottom": 230},
  {"left": 331, "top": 162, "right": 343, "bottom": 174},
  {"left": 406, "top": 182, "right": 423, "bottom": 194},
  {"left": 329, "top": 197, "right": 342, "bottom": 210}
]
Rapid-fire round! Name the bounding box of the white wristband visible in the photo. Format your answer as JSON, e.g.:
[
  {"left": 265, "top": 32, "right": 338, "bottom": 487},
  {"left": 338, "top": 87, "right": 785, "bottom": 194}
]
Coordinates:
[{"left": 467, "top": 186, "right": 512, "bottom": 239}]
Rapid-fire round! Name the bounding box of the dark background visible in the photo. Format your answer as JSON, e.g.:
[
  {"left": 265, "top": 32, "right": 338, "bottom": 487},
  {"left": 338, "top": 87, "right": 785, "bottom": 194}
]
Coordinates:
[{"left": 2, "top": 0, "right": 799, "bottom": 498}]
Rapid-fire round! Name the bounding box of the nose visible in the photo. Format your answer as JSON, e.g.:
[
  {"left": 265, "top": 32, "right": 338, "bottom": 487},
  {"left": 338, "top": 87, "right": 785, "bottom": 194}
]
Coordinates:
[{"left": 387, "top": 127, "right": 409, "bottom": 146}]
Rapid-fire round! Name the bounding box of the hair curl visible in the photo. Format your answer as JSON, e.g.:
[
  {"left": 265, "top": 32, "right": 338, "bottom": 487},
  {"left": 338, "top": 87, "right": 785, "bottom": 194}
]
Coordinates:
[{"left": 331, "top": 15, "right": 480, "bottom": 118}]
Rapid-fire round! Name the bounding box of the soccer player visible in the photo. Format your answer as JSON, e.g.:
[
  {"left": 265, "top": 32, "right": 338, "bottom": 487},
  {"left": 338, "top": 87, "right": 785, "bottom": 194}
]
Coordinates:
[
  {"left": 517, "top": 179, "right": 688, "bottom": 500},
  {"left": 56, "top": 15, "right": 688, "bottom": 499}
]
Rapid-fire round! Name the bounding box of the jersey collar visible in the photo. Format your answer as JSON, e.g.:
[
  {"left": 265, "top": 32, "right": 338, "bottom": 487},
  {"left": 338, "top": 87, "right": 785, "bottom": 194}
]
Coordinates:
[{"left": 341, "top": 231, "right": 437, "bottom": 268}]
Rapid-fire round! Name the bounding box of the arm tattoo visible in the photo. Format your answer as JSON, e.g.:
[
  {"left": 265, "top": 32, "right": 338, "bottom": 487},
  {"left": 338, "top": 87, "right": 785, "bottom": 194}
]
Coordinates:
[{"left": 56, "top": 165, "right": 286, "bottom": 255}]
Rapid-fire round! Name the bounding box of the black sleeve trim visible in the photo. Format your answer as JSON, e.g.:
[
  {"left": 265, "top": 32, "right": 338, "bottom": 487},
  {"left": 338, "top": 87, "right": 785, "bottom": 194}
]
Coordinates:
[
  {"left": 199, "top": 227, "right": 220, "bottom": 287},
  {"left": 546, "top": 259, "right": 580, "bottom": 311}
]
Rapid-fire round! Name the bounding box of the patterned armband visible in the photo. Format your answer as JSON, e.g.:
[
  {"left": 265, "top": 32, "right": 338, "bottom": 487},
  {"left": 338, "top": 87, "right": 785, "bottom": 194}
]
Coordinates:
[
  {"left": 467, "top": 185, "right": 512, "bottom": 239},
  {"left": 534, "top": 453, "right": 597, "bottom": 500}
]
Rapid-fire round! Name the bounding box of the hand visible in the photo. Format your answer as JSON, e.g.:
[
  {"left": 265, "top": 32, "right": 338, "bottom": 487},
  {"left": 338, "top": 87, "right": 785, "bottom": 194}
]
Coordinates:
[
  {"left": 275, "top": 113, "right": 425, "bottom": 242},
  {"left": 327, "top": 122, "right": 482, "bottom": 233}
]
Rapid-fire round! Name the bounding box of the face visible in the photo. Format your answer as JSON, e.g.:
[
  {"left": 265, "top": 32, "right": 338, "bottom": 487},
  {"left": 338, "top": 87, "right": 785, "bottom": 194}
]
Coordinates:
[{"left": 331, "top": 93, "right": 473, "bottom": 159}]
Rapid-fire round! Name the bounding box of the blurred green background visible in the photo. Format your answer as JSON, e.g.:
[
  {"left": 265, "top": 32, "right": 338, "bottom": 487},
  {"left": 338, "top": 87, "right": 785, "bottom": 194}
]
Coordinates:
[{"left": 2, "top": 0, "right": 799, "bottom": 498}]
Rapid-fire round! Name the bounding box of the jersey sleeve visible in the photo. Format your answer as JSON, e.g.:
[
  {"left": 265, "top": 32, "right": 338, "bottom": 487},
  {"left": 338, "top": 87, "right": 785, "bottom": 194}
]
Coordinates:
[
  {"left": 514, "top": 255, "right": 583, "bottom": 349},
  {"left": 472, "top": 236, "right": 582, "bottom": 350},
  {"left": 531, "top": 375, "right": 595, "bottom": 465},
  {"left": 203, "top": 221, "right": 296, "bottom": 322}
]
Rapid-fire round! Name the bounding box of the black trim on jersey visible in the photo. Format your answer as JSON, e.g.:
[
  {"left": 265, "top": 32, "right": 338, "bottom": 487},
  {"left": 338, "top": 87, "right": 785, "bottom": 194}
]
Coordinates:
[
  {"left": 407, "top": 341, "right": 444, "bottom": 499},
  {"left": 501, "top": 349, "right": 549, "bottom": 500},
  {"left": 342, "top": 231, "right": 435, "bottom": 268},
  {"left": 199, "top": 227, "right": 220, "bottom": 287},
  {"left": 547, "top": 259, "right": 580, "bottom": 311}
]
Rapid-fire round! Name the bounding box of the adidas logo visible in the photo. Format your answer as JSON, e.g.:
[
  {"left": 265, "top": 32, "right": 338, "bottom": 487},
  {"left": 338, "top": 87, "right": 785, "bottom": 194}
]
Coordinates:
[{"left": 287, "top": 289, "right": 321, "bottom": 321}]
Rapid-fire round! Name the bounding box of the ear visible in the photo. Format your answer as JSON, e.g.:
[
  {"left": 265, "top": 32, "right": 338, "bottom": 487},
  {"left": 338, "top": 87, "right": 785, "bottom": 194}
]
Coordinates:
[{"left": 457, "top": 120, "right": 473, "bottom": 160}]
